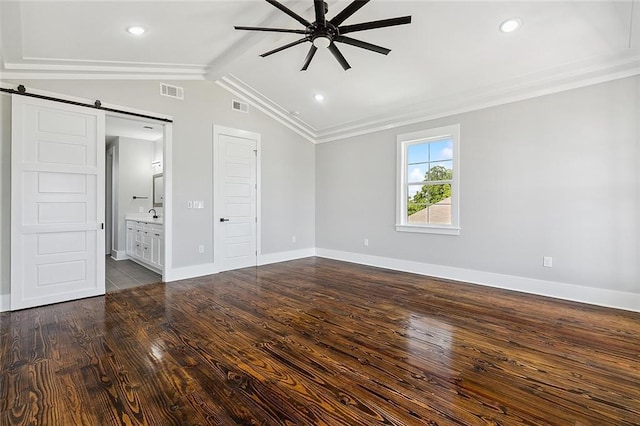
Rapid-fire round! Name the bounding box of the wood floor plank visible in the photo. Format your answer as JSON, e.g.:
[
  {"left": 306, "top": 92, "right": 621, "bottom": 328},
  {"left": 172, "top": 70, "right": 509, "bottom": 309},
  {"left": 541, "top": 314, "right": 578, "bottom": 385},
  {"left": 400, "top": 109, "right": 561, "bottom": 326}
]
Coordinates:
[{"left": 2, "top": 257, "right": 640, "bottom": 425}]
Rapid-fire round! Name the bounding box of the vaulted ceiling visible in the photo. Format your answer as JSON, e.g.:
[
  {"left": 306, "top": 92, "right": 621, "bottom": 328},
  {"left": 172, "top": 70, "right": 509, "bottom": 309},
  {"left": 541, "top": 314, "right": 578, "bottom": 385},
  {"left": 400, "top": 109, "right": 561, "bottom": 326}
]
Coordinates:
[{"left": 2, "top": 1, "right": 639, "bottom": 142}]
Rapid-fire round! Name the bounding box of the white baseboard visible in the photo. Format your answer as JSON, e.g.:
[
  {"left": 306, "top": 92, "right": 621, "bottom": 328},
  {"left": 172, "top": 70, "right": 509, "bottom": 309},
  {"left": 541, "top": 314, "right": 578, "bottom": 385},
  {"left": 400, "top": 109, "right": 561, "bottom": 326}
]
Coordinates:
[
  {"left": 111, "top": 249, "right": 129, "bottom": 261},
  {"left": 258, "top": 248, "right": 316, "bottom": 266},
  {"left": 0, "top": 293, "right": 9, "bottom": 312},
  {"left": 162, "top": 249, "right": 317, "bottom": 282},
  {"left": 315, "top": 248, "right": 640, "bottom": 313},
  {"left": 163, "top": 249, "right": 317, "bottom": 282},
  {"left": 164, "top": 262, "right": 217, "bottom": 282},
  {"left": 4, "top": 247, "right": 636, "bottom": 313}
]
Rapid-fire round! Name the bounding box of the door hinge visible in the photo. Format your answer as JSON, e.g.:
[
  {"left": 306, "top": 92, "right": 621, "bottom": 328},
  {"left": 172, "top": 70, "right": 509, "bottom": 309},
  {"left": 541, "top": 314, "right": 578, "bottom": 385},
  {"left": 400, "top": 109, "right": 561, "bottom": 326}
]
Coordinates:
[{"left": 101, "top": 223, "right": 104, "bottom": 230}]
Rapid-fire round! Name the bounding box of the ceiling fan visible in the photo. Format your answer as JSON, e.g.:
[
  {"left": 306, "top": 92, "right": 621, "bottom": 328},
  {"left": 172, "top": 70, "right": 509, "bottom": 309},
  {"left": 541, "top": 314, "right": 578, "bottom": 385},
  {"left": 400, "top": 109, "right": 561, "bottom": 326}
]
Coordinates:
[{"left": 234, "top": 0, "right": 412, "bottom": 71}]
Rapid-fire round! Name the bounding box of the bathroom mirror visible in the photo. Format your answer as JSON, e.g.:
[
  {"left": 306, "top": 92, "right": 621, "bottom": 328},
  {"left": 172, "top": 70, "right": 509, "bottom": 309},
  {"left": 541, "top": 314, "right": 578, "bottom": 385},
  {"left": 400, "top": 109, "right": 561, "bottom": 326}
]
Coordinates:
[{"left": 153, "top": 173, "right": 164, "bottom": 207}]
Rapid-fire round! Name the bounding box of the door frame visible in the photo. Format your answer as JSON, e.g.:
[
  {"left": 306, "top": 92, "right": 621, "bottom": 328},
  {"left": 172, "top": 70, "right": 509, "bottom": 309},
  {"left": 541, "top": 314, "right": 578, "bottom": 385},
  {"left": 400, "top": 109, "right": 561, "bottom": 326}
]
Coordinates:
[
  {"left": 106, "top": 145, "right": 113, "bottom": 255},
  {"left": 104, "top": 112, "right": 172, "bottom": 284},
  {"left": 213, "top": 125, "right": 261, "bottom": 272}
]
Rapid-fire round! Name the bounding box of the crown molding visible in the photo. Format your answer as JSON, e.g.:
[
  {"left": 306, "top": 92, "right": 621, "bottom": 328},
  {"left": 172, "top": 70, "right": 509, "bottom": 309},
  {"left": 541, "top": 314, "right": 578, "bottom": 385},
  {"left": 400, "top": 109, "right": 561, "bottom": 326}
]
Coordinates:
[
  {"left": 213, "top": 53, "right": 640, "bottom": 144},
  {"left": 1, "top": 61, "right": 208, "bottom": 80},
  {"left": 312, "top": 53, "right": 640, "bottom": 143},
  {"left": 3, "top": 53, "right": 639, "bottom": 144},
  {"left": 0, "top": 71, "right": 206, "bottom": 80},
  {"left": 216, "top": 75, "right": 317, "bottom": 143},
  {"left": 7, "top": 58, "right": 206, "bottom": 73}
]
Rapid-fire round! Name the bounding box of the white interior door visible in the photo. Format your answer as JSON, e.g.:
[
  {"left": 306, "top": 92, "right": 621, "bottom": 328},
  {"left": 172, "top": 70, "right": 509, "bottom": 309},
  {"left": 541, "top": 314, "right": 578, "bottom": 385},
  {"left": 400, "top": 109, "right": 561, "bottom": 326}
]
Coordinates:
[
  {"left": 216, "top": 127, "right": 258, "bottom": 272},
  {"left": 11, "top": 96, "right": 105, "bottom": 310}
]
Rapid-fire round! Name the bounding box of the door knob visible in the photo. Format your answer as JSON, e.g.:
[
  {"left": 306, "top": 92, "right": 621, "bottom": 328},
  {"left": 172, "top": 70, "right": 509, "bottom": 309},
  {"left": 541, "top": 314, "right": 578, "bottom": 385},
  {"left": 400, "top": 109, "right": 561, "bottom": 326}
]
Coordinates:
[{"left": 219, "top": 218, "right": 230, "bottom": 222}]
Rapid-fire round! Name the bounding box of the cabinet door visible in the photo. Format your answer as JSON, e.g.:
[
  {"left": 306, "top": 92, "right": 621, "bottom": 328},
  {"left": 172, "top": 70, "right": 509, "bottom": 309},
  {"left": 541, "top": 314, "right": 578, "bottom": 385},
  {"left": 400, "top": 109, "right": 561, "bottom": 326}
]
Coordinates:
[
  {"left": 126, "top": 222, "right": 135, "bottom": 256},
  {"left": 142, "top": 243, "right": 152, "bottom": 262},
  {"left": 134, "top": 239, "right": 143, "bottom": 258},
  {"left": 151, "top": 230, "right": 163, "bottom": 268},
  {"left": 158, "top": 236, "right": 164, "bottom": 268}
]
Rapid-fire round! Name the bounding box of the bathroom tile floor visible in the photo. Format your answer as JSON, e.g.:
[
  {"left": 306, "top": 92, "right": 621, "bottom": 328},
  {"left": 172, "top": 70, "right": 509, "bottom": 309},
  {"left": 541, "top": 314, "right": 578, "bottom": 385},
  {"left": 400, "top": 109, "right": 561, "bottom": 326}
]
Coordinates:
[{"left": 106, "top": 255, "right": 162, "bottom": 292}]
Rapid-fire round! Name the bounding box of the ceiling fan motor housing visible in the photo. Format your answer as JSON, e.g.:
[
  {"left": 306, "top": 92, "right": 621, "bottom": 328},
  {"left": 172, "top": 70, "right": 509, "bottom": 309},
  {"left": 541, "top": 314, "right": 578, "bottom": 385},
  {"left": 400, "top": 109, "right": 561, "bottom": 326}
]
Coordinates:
[{"left": 310, "top": 22, "right": 338, "bottom": 47}]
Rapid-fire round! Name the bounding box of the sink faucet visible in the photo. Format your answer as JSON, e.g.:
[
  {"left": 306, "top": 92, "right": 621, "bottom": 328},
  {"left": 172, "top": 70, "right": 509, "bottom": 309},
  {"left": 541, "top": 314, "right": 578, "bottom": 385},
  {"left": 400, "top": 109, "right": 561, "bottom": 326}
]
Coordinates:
[{"left": 148, "top": 208, "right": 158, "bottom": 219}]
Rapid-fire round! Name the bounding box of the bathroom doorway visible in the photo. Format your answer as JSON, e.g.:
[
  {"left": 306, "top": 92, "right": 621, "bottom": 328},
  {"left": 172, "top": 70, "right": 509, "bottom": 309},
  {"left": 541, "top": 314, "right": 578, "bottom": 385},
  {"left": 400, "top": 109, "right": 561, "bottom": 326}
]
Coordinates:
[{"left": 105, "top": 115, "right": 166, "bottom": 292}]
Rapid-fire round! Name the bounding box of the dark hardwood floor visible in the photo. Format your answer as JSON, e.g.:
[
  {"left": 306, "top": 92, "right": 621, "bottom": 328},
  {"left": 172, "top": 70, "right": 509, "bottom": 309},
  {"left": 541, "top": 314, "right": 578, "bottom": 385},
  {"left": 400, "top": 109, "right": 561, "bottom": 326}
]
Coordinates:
[{"left": 1, "top": 257, "right": 639, "bottom": 425}]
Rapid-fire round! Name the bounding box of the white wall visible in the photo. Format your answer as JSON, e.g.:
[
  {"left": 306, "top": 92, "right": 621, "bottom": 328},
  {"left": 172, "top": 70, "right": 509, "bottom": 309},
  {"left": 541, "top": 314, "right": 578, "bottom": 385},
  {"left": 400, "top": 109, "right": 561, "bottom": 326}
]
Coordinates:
[
  {"left": 111, "top": 136, "right": 154, "bottom": 255},
  {"left": 0, "top": 93, "right": 10, "bottom": 306},
  {"left": 316, "top": 76, "right": 640, "bottom": 308},
  {"left": 0, "top": 79, "right": 316, "bottom": 300}
]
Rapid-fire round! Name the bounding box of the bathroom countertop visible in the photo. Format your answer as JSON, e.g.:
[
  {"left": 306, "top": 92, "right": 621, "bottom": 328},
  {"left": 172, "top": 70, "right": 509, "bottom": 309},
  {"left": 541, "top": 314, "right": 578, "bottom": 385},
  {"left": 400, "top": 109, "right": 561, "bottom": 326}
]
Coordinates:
[{"left": 125, "top": 214, "right": 163, "bottom": 225}]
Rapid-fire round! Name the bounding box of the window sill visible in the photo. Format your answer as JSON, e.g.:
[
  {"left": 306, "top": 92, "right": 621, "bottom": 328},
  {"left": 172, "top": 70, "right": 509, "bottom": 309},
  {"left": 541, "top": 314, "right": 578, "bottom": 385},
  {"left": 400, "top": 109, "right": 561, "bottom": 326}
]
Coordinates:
[{"left": 395, "top": 224, "right": 461, "bottom": 235}]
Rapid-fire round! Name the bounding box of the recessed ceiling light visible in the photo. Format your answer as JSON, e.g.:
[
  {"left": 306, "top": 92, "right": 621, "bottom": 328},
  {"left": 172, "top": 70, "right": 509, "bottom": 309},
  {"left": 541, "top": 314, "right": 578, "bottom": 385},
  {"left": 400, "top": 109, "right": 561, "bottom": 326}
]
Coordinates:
[
  {"left": 127, "top": 26, "right": 146, "bottom": 35},
  {"left": 499, "top": 18, "right": 521, "bottom": 33},
  {"left": 314, "top": 94, "right": 325, "bottom": 102}
]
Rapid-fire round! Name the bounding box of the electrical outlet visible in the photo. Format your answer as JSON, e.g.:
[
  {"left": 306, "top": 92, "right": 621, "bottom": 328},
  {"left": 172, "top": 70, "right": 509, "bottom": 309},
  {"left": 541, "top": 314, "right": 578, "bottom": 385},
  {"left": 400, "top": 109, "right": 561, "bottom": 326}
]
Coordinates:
[
  {"left": 291, "top": 235, "right": 296, "bottom": 243},
  {"left": 543, "top": 256, "right": 553, "bottom": 268},
  {"left": 187, "top": 201, "right": 193, "bottom": 209},
  {"left": 363, "top": 238, "right": 369, "bottom": 247},
  {"left": 198, "top": 245, "right": 204, "bottom": 254}
]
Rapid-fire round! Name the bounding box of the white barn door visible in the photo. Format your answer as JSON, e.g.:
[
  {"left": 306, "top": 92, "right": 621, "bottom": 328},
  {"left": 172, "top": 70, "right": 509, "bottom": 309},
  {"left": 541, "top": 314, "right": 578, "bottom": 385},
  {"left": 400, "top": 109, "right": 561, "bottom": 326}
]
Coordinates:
[
  {"left": 215, "top": 127, "right": 259, "bottom": 272},
  {"left": 11, "top": 96, "right": 105, "bottom": 310}
]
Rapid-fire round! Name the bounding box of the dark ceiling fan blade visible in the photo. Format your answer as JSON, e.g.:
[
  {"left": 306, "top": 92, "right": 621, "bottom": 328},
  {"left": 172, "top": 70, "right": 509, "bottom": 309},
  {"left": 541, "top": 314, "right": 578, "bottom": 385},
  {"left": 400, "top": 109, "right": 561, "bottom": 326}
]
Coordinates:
[
  {"left": 260, "top": 37, "right": 309, "bottom": 57},
  {"left": 301, "top": 45, "right": 318, "bottom": 71},
  {"left": 330, "top": 0, "right": 370, "bottom": 27},
  {"left": 234, "top": 26, "right": 308, "bottom": 34},
  {"left": 328, "top": 43, "right": 351, "bottom": 70},
  {"left": 335, "top": 36, "right": 390, "bottom": 55},
  {"left": 265, "top": 0, "right": 311, "bottom": 27},
  {"left": 339, "top": 16, "right": 412, "bottom": 35},
  {"left": 314, "top": 0, "right": 326, "bottom": 26}
]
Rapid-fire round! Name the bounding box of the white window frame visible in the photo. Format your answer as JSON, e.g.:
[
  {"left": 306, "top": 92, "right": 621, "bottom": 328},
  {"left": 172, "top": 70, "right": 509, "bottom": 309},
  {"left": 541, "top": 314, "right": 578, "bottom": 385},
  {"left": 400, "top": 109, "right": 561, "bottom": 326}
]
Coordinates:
[{"left": 396, "top": 124, "right": 460, "bottom": 235}]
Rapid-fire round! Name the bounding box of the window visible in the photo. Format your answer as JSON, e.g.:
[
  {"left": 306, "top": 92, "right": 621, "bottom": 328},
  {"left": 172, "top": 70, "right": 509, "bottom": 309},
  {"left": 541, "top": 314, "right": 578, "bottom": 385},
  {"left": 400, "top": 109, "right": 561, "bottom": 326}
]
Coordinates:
[{"left": 396, "top": 124, "right": 460, "bottom": 235}]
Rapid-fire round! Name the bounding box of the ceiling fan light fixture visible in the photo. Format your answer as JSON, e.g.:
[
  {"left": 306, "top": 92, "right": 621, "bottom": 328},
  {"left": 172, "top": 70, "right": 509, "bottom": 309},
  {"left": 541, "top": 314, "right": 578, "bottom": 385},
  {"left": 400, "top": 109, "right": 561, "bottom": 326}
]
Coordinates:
[
  {"left": 127, "top": 26, "right": 146, "bottom": 35},
  {"left": 499, "top": 18, "right": 521, "bottom": 33},
  {"left": 313, "top": 36, "right": 331, "bottom": 49}
]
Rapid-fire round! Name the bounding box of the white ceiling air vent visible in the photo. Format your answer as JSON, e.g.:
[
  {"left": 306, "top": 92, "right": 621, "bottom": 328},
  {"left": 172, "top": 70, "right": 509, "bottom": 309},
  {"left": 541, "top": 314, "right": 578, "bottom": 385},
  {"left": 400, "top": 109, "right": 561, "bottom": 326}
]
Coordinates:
[
  {"left": 160, "top": 83, "right": 184, "bottom": 100},
  {"left": 232, "top": 99, "right": 249, "bottom": 113}
]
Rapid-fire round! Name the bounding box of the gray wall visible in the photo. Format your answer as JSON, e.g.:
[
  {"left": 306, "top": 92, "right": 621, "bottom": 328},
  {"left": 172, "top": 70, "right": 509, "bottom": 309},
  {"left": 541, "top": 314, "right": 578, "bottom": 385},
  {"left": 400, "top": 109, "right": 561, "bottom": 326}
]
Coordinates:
[
  {"left": 316, "top": 76, "right": 640, "bottom": 294},
  {"left": 0, "top": 79, "right": 315, "bottom": 296},
  {"left": 2, "top": 76, "right": 637, "bottom": 303}
]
